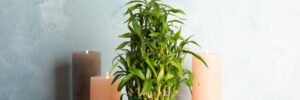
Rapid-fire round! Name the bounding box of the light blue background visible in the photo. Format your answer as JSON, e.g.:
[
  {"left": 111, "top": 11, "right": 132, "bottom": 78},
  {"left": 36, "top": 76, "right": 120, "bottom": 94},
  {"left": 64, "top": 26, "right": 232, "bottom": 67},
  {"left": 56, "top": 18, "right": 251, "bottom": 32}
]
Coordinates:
[{"left": 1, "top": 0, "right": 300, "bottom": 100}]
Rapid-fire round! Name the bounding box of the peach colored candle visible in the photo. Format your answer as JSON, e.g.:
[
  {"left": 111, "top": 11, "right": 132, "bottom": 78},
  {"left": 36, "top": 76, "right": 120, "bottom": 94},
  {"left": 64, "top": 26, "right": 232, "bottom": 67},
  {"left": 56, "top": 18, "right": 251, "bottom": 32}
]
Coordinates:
[
  {"left": 90, "top": 75, "right": 121, "bottom": 100},
  {"left": 192, "top": 53, "right": 222, "bottom": 100}
]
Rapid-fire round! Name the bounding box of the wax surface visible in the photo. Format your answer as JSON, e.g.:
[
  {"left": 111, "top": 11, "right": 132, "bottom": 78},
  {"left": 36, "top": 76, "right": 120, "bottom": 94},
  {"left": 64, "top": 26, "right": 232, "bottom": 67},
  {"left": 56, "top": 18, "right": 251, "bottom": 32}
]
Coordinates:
[
  {"left": 73, "top": 51, "right": 101, "bottom": 100},
  {"left": 192, "top": 53, "right": 222, "bottom": 100},
  {"left": 90, "top": 76, "right": 121, "bottom": 100}
]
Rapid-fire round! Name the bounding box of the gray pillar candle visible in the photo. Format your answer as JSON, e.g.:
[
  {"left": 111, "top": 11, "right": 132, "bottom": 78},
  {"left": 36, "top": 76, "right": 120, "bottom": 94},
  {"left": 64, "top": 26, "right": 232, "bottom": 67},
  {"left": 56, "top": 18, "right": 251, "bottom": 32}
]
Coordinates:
[{"left": 72, "top": 50, "right": 101, "bottom": 100}]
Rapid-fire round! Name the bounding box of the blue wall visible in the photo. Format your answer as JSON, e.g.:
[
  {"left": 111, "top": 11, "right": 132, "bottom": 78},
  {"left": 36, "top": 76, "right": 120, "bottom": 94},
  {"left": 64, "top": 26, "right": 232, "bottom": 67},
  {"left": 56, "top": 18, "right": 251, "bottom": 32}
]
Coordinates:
[
  {"left": 0, "top": 0, "right": 127, "bottom": 99},
  {"left": 1, "top": 0, "right": 300, "bottom": 100}
]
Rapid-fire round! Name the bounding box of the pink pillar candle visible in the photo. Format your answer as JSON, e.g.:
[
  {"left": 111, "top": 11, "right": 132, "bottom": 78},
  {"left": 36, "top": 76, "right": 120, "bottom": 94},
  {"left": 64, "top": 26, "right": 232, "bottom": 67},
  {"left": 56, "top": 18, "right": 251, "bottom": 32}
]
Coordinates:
[
  {"left": 90, "top": 76, "right": 121, "bottom": 100},
  {"left": 192, "top": 53, "right": 222, "bottom": 100}
]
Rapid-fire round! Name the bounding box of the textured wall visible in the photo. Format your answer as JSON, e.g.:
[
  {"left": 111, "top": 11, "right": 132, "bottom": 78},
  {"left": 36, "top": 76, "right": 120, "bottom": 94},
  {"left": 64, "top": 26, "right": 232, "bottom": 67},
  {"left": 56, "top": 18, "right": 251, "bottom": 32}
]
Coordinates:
[
  {"left": 0, "top": 0, "right": 127, "bottom": 99},
  {"left": 1, "top": 0, "right": 300, "bottom": 100}
]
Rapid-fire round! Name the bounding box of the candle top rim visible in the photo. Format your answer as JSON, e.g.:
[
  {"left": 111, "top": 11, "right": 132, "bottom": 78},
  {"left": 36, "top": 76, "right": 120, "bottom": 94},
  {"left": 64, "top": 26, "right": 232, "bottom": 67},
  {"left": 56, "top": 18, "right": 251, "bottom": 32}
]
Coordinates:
[
  {"left": 72, "top": 51, "right": 101, "bottom": 54},
  {"left": 91, "top": 76, "right": 114, "bottom": 80},
  {"left": 196, "top": 52, "right": 221, "bottom": 55}
]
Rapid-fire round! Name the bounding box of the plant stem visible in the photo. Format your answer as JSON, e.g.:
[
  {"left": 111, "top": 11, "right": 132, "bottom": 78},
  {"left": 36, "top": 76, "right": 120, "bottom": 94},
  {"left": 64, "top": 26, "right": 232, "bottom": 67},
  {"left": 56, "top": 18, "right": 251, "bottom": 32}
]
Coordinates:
[{"left": 157, "top": 85, "right": 161, "bottom": 98}]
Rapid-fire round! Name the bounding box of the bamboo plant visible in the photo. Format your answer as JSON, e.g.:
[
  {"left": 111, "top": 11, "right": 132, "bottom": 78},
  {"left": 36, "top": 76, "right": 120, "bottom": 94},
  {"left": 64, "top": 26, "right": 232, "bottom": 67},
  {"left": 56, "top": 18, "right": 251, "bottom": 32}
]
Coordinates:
[{"left": 109, "top": 0, "right": 207, "bottom": 100}]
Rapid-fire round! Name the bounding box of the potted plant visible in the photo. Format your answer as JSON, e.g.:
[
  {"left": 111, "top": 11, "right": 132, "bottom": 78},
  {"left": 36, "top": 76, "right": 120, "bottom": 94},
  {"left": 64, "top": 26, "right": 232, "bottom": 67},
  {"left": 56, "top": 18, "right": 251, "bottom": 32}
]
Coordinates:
[{"left": 109, "top": 0, "right": 207, "bottom": 100}]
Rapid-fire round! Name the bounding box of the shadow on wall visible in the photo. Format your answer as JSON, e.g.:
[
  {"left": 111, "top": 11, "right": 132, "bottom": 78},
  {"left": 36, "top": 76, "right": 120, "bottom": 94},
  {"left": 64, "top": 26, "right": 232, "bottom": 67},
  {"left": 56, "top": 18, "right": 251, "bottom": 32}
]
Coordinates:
[{"left": 55, "top": 60, "right": 71, "bottom": 100}]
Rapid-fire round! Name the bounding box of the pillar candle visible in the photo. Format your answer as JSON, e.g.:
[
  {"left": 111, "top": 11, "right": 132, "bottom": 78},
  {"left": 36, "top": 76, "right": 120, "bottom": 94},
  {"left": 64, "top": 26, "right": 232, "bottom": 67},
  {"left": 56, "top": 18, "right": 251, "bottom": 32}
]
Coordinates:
[
  {"left": 192, "top": 53, "right": 222, "bottom": 100},
  {"left": 72, "top": 50, "right": 101, "bottom": 100},
  {"left": 90, "top": 76, "right": 121, "bottom": 100}
]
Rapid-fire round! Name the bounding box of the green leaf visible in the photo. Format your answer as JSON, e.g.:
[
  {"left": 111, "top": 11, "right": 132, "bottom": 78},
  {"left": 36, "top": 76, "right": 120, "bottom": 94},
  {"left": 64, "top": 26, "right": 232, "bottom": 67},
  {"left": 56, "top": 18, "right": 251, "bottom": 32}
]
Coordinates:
[
  {"left": 124, "top": 17, "right": 131, "bottom": 23},
  {"left": 149, "top": 32, "right": 160, "bottom": 37},
  {"left": 146, "top": 68, "right": 152, "bottom": 79},
  {"left": 141, "top": 80, "right": 152, "bottom": 94},
  {"left": 179, "top": 36, "right": 185, "bottom": 40},
  {"left": 128, "top": 25, "right": 134, "bottom": 32},
  {"left": 186, "top": 35, "right": 194, "bottom": 41},
  {"left": 126, "top": 53, "right": 131, "bottom": 67},
  {"left": 157, "top": 65, "right": 164, "bottom": 82},
  {"left": 182, "top": 50, "right": 208, "bottom": 67},
  {"left": 129, "top": 11, "right": 142, "bottom": 36},
  {"left": 117, "top": 41, "right": 130, "bottom": 50},
  {"left": 183, "top": 78, "right": 192, "bottom": 86},
  {"left": 159, "top": 3, "right": 174, "bottom": 9},
  {"left": 167, "top": 80, "right": 174, "bottom": 86},
  {"left": 162, "top": 22, "right": 168, "bottom": 34},
  {"left": 189, "top": 87, "right": 193, "bottom": 95},
  {"left": 169, "top": 13, "right": 186, "bottom": 20},
  {"left": 125, "top": 0, "right": 146, "bottom": 5},
  {"left": 131, "top": 68, "right": 145, "bottom": 80},
  {"left": 189, "top": 40, "right": 201, "bottom": 48},
  {"left": 182, "top": 78, "right": 193, "bottom": 95},
  {"left": 169, "top": 60, "right": 183, "bottom": 79},
  {"left": 179, "top": 40, "right": 187, "bottom": 49},
  {"left": 181, "top": 54, "right": 187, "bottom": 64},
  {"left": 108, "top": 61, "right": 119, "bottom": 75},
  {"left": 117, "top": 65, "right": 125, "bottom": 71},
  {"left": 169, "top": 9, "right": 186, "bottom": 15},
  {"left": 164, "top": 73, "right": 174, "bottom": 80},
  {"left": 119, "top": 55, "right": 128, "bottom": 70},
  {"left": 145, "top": 57, "right": 157, "bottom": 77},
  {"left": 124, "top": 4, "right": 143, "bottom": 15},
  {"left": 119, "top": 33, "right": 132, "bottom": 38},
  {"left": 117, "top": 73, "right": 134, "bottom": 91},
  {"left": 140, "top": 46, "right": 145, "bottom": 57},
  {"left": 173, "top": 27, "right": 181, "bottom": 40},
  {"left": 168, "top": 19, "right": 184, "bottom": 24},
  {"left": 169, "top": 60, "right": 178, "bottom": 68},
  {"left": 185, "top": 69, "right": 194, "bottom": 82},
  {"left": 149, "top": 42, "right": 158, "bottom": 50},
  {"left": 113, "top": 71, "right": 125, "bottom": 76},
  {"left": 120, "top": 94, "right": 125, "bottom": 100},
  {"left": 111, "top": 74, "right": 124, "bottom": 85}
]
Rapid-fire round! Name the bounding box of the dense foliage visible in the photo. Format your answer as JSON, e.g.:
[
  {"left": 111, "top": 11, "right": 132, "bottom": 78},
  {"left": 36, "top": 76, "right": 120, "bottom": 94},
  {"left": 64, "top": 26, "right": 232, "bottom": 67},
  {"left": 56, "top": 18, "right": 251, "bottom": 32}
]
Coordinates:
[{"left": 109, "top": 0, "right": 207, "bottom": 100}]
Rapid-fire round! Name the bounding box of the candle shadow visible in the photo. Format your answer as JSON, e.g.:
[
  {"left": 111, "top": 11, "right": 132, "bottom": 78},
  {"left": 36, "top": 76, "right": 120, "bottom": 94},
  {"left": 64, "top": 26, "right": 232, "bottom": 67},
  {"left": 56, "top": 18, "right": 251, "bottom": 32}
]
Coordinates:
[{"left": 54, "top": 60, "right": 71, "bottom": 100}]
